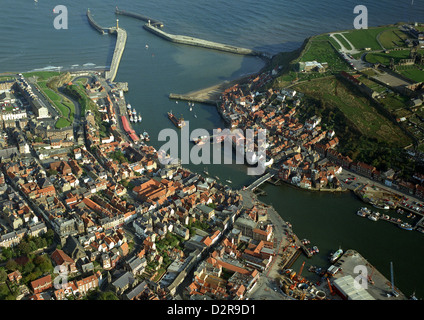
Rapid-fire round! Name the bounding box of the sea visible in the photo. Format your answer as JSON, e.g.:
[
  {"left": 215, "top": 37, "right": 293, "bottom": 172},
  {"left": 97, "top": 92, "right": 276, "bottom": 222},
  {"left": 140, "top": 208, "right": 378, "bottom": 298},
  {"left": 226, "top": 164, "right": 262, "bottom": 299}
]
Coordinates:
[{"left": 1, "top": 0, "right": 423, "bottom": 298}]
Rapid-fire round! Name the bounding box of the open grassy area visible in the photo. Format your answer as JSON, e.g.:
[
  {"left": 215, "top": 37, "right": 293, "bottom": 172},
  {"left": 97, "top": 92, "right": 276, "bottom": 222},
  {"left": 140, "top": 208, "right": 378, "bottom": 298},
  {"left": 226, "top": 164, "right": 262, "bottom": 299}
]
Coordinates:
[
  {"left": 379, "top": 27, "right": 410, "bottom": 49},
  {"left": 23, "top": 71, "right": 60, "bottom": 81},
  {"left": 396, "top": 65, "right": 424, "bottom": 83},
  {"left": 341, "top": 27, "right": 387, "bottom": 51},
  {"left": 55, "top": 117, "right": 71, "bottom": 129},
  {"left": 293, "top": 76, "right": 411, "bottom": 147},
  {"left": 333, "top": 34, "right": 352, "bottom": 50},
  {"left": 365, "top": 49, "right": 411, "bottom": 65},
  {"left": 297, "top": 38, "right": 350, "bottom": 71},
  {"left": 37, "top": 80, "right": 75, "bottom": 121}
]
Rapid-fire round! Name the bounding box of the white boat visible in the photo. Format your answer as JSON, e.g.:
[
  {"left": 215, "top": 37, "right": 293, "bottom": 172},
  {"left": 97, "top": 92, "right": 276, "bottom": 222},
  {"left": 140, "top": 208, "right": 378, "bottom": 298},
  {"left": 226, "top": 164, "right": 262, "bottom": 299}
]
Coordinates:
[
  {"left": 130, "top": 115, "right": 134, "bottom": 122},
  {"left": 194, "top": 114, "right": 197, "bottom": 118},
  {"left": 329, "top": 248, "right": 343, "bottom": 263},
  {"left": 127, "top": 103, "right": 132, "bottom": 109},
  {"left": 368, "top": 214, "right": 378, "bottom": 222},
  {"left": 138, "top": 115, "right": 142, "bottom": 122},
  {"left": 132, "top": 109, "right": 137, "bottom": 115}
]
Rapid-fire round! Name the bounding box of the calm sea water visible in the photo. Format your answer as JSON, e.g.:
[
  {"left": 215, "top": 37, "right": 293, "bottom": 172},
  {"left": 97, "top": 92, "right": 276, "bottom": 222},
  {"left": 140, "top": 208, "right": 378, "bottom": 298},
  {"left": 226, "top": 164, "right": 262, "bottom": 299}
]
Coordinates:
[{"left": 1, "top": 0, "right": 423, "bottom": 298}]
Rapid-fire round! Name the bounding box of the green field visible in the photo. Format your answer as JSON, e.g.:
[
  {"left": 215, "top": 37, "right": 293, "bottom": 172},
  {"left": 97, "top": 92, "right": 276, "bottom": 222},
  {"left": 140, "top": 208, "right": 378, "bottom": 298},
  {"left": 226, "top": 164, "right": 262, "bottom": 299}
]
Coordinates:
[
  {"left": 365, "top": 50, "right": 411, "bottom": 65},
  {"left": 397, "top": 65, "right": 424, "bottom": 83},
  {"left": 298, "top": 38, "right": 350, "bottom": 71},
  {"left": 378, "top": 28, "right": 410, "bottom": 49},
  {"left": 55, "top": 117, "right": 71, "bottom": 129},
  {"left": 293, "top": 76, "right": 411, "bottom": 147},
  {"left": 333, "top": 34, "right": 352, "bottom": 50},
  {"left": 23, "top": 71, "right": 60, "bottom": 81},
  {"left": 37, "top": 80, "right": 75, "bottom": 122},
  {"left": 341, "top": 27, "right": 387, "bottom": 51}
]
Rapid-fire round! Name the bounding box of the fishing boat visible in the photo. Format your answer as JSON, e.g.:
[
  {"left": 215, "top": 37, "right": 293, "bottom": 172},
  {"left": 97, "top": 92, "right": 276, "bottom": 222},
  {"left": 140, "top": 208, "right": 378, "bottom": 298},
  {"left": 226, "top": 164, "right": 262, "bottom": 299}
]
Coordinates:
[
  {"left": 226, "top": 179, "right": 232, "bottom": 184},
  {"left": 329, "top": 248, "right": 343, "bottom": 263},
  {"left": 168, "top": 111, "right": 185, "bottom": 128},
  {"left": 138, "top": 115, "right": 142, "bottom": 122},
  {"left": 143, "top": 131, "right": 150, "bottom": 141},
  {"left": 312, "top": 246, "right": 319, "bottom": 254},
  {"left": 399, "top": 223, "right": 413, "bottom": 231},
  {"left": 129, "top": 114, "right": 134, "bottom": 122},
  {"left": 203, "top": 167, "right": 209, "bottom": 175},
  {"left": 368, "top": 214, "right": 378, "bottom": 222},
  {"left": 127, "top": 103, "right": 132, "bottom": 109}
]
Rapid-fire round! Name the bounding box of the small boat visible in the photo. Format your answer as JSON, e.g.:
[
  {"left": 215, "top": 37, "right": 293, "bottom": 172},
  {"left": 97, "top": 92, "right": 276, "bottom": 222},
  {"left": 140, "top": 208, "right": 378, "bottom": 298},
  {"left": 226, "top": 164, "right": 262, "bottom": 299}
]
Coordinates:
[
  {"left": 132, "top": 109, "right": 137, "bottom": 115},
  {"left": 399, "top": 223, "right": 413, "bottom": 231},
  {"left": 127, "top": 103, "right": 132, "bottom": 109},
  {"left": 312, "top": 246, "right": 319, "bottom": 254},
  {"left": 145, "top": 44, "right": 149, "bottom": 49},
  {"left": 138, "top": 115, "right": 142, "bottom": 122},
  {"left": 368, "top": 213, "right": 378, "bottom": 222},
  {"left": 129, "top": 115, "right": 134, "bottom": 122},
  {"left": 143, "top": 131, "right": 150, "bottom": 141},
  {"left": 329, "top": 248, "right": 343, "bottom": 263},
  {"left": 356, "top": 209, "right": 367, "bottom": 217},
  {"left": 226, "top": 179, "right": 232, "bottom": 184},
  {"left": 194, "top": 114, "right": 197, "bottom": 118},
  {"left": 203, "top": 167, "right": 209, "bottom": 175},
  {"left": 214, "top": 176, "right": 220, "bottom": 180}
]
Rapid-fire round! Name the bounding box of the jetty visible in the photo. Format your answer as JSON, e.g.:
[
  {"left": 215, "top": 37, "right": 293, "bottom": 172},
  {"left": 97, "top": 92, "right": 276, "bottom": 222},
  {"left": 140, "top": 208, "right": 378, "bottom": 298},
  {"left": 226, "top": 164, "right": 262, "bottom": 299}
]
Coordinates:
[
  {"left": 143, "top": 22, "right": 266, "bottom": 57},
  {"left": 115, "top": 7, "right": 164, "bottom": 27},
  {"left": 105, "top": 27, "right": 127, "bottom": 82},
  {"left": 86, "top": 9, "right": 108, "bottom": 34},
  {"left": 113, "top": 8, "right": 271, "bottom": 58},
  {"left": 86, "top": 9, "right": 127, "bottom": 82}
]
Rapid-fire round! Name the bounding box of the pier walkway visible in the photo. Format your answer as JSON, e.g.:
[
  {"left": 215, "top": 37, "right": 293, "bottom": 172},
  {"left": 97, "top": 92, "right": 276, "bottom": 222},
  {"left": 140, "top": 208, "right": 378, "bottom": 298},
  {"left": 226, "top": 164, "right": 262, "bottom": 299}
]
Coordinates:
[
  {"left": 105, "top": 28, "right": 127, "bottom": 82},
  {"left": 86, "top": 9, "right": 127, "bottom": 83}
]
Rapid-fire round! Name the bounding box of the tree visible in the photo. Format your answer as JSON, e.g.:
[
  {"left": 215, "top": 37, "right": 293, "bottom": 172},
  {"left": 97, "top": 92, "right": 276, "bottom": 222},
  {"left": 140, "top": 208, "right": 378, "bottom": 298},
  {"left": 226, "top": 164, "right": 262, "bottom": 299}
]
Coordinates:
[
  {"left": 0, "top": 268, "right": 7, "bottom": 283},
  {"left": 5, "top": 259, "right": 18, "bottom": 272}
]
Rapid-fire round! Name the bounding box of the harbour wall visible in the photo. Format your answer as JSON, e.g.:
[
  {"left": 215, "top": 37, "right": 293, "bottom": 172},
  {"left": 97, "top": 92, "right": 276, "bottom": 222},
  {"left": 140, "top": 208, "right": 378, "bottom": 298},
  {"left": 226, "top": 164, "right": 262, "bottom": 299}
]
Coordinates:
[
  {"left": 143, "top": 23, "right": 263, "bottom": 57},
  {"left": 105, "top": 28, "right": 127, "bottom": 82},
  {"left": 86, "top": 9, "right": 107, "bottom": 35},
  {"left": 115, "top": 7, "right": 164, "bottom": 27}
]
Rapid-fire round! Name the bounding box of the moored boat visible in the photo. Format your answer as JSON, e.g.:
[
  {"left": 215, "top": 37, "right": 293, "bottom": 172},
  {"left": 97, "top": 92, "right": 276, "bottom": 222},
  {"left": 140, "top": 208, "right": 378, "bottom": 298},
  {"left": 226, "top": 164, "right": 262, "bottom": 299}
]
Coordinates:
[
  {"left": 399, "top": 223, "right": 413, "bottom": 231},
  {"left": 329, "top": 248, "right": 343, "bottom": 263},
  {"left": 168, "top": 111, "right": 185, "bottom": 128}
]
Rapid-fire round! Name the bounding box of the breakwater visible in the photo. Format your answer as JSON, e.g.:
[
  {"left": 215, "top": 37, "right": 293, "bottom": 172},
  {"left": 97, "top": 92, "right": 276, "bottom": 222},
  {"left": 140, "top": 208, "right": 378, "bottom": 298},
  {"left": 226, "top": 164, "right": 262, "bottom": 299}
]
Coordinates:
[
  {"left": 115, "top": 7, "right": 164, "bottom": 27},
  {"left": 144, "top": 23, "right": 266, "bottom": 57},
  {"left": 86, "top": 9, "right": 107, "bottom": 34}
]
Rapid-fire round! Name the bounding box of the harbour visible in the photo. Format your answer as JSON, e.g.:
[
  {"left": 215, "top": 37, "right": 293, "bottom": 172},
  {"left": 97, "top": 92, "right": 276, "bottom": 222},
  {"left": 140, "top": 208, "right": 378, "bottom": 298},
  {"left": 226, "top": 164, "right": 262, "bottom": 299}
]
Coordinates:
[{"left": 1, "top": 0, "right": 423, "bottom": 299}]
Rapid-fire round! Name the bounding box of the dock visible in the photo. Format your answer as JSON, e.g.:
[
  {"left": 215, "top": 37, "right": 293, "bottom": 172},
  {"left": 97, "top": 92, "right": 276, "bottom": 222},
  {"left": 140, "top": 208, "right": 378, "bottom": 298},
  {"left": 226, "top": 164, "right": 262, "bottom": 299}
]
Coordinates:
[{"left": 330, "top": 249, "right": 407, "bottom": 300}]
